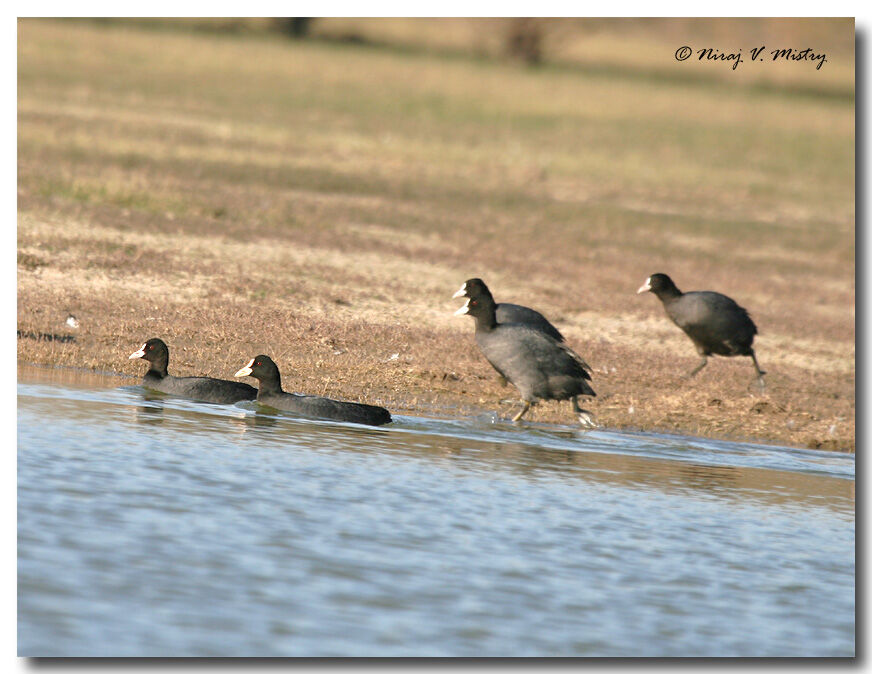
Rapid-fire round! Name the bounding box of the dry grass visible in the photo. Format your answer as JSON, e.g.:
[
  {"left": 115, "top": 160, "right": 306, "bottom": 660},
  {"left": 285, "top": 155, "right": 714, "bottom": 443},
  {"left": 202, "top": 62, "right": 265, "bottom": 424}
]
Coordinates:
[{"left": 17, "top": 19, "right": 855, "bottom": 451}]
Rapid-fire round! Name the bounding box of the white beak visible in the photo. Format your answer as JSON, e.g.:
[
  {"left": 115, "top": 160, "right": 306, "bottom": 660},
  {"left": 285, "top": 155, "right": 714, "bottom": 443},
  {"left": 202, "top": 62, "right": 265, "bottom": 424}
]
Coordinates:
[
  {"left": 235, "top": 358, "right": 255, "bottom": 378},
  {"left": 452, "top": 283, "right": 468, "bottom": 299},
  {"left": 636, "top": 278, "right": 652, "bottom": 294},
  {"left": 128, "top": 344, "right": 146, "bottom": 359},
  {"left": 454, "top": 300, "right": 470, "bottom": 316}
]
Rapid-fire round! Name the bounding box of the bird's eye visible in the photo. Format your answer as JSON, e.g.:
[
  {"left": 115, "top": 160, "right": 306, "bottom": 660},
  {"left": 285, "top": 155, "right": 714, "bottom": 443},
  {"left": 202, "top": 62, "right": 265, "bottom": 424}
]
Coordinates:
[
  {"left": 147, "top": 345, "right": 153, "bottom": 350},
  {"left": 470, "top": 300, "right": 478, "bottom": 306},
  {"left": 256, "top": 361, "right": 261, "bottom": 366}
]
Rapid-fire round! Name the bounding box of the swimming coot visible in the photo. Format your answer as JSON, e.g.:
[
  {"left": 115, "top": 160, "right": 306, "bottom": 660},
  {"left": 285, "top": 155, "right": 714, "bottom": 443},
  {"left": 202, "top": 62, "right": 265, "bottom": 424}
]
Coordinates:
[
  {"left": 453, "top": 278, "right": 564, "bottom": 342},
  {"left": 637, "top": 273, "right": 766, "bottom": 388},
  {"left": 453, "top": 279, "right": 596, "bottom": 426},
  {"left": 128, "top": 338, "right": 258, "bottom": 403},
  {"left": 234, "top": 355, "right": 392, "bottom": 427}
]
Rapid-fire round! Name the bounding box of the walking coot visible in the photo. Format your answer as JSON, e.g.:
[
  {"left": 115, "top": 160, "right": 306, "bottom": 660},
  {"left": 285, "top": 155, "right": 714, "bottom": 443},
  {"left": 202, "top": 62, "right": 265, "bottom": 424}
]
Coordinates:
[
  {"left": 453, "top": 278, "right": 565, "bottom": 388},
  {"left": 637, "top": 273, "right": 766, "bottom": 388},
  {"left": 235, "top": 355, "right": 392, "bottom": 426},
  {"left": 453, "top": 279, "right": 596, "bottom": 426},
  {"left": 128, "top": 338, "right": 257, "bottom": 404}
]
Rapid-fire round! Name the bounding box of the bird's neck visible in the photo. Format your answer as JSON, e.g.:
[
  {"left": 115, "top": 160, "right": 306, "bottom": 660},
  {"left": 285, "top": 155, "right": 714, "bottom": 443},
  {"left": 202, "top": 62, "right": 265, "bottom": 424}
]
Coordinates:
[
  {"left": 656, "top": 286, "right": 683, "bottom": 303},
  {"left": 256, "top": 373, "right": 284, "bottom": 397},
  {"left": 473, "top": 308, "right": 498, "bottom": 332},
  {"left": 146, "top": 358, "right": 169, "bottom": 379}
]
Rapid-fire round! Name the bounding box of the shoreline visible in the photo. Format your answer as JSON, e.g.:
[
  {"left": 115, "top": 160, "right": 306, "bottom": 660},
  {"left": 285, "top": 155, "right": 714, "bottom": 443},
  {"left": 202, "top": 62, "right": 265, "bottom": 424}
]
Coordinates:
[
  {"left": 15, "top": 323, "right": 854, "bottom": 452},
  {"left": 14, "top": 358, "right": 824, "bottom": 454}
]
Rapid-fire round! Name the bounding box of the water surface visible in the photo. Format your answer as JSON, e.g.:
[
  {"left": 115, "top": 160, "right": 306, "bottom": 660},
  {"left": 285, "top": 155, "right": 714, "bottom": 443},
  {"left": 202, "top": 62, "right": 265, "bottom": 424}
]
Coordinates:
[{"left": 18, "top": 365, "right": 855, "bottom": 656}]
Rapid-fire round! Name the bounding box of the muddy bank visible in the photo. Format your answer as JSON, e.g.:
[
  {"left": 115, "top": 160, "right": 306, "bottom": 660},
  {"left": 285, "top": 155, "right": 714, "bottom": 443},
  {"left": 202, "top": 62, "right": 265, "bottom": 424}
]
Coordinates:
[{"left": 17, "top": 20, "right": 854, "bottom": 451}]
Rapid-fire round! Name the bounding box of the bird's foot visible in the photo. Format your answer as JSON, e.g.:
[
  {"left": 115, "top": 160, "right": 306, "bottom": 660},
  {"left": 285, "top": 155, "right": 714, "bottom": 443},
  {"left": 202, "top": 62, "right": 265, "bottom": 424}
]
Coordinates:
[
  {"left": 511, "top": 401, "right": 532, "bottom": 423},
  {"left": 577, "top": 412, "right": 599, "bottom": 428},
  {"left": 745, "top": 378, "right": 767, "bottom": 395}
]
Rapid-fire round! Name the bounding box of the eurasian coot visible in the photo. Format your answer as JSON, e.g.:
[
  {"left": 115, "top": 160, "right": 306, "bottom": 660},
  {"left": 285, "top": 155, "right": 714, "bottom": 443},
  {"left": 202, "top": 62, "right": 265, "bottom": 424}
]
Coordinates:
[
  {"left": 637, "top": 273, "right": 766, "bottom": 388},
  {"left": 234, "top": 355, "right": 392, "bottom": 426},
  {"left": 128, "top": 338, "right": 257, "bottom": 403},
  {"left": 453, "top": 278, "right": 564, "bottom": 342},
  {"left": 453, "top": 279, "right": 596, "bottom": 426}
]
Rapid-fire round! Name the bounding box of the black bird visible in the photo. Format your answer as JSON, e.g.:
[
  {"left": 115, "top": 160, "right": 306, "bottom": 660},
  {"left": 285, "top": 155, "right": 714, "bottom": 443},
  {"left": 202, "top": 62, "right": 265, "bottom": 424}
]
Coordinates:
[
  {"left": 234, "top": 355, "right": 392, "bottom": 427},
  {"left": 128, "top": 338, "right": 258, "bottom": 404},
  {"left": 453, "top": 278, "right": 564, "bottom": 342},
  {"left": 453, "top": 279, "right": 596, "bottom": 426},
  {"left": 453, "top": 277, "right": 565, "bottom": 388},
  {"left": 637, "top": 273, "right": 766, "bottom": 388}
]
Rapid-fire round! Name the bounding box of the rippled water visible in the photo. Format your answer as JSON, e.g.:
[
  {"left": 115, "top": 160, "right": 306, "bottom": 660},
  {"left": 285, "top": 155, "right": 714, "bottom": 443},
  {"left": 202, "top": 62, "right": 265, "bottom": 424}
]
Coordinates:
[{"left": 17, "top": 364, "right": 854, "bottom": 656}]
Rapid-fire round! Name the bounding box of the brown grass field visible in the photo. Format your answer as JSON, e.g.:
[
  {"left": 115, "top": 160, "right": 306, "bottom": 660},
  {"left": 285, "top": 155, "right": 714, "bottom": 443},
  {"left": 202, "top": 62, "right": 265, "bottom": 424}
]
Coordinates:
[{"left": 17, "top": 19, "right": 855, "bottom": 451}]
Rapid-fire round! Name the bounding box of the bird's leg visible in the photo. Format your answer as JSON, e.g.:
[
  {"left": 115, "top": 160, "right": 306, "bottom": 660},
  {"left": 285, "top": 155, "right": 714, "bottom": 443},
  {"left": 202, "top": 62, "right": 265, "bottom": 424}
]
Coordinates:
[
  {"left": 750, "top": 350, "right": 767, "bottom": 391},
  {"left": 511, "top": 401, "right": 532, "bottom": 423},
  {"left": 685, "top": 356, "right": 708, "bottom": 379},
  {"left": 572, "top": 396, "right": 598, "bottom": 428}
]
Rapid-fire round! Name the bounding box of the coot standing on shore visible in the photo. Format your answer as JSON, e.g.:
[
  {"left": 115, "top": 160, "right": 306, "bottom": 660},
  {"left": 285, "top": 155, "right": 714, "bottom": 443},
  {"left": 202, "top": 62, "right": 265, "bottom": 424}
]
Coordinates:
[
  {"left": 129, "top": 338, "right": 257, "bottom": 403},
  {"left": 637, "top": 273, "right": 766, "bottom": 389},
  {"left": 453, "top": 279, "right": 597, "bottom": 427},
  {"left": 235, "top": 355, "right": 392, "bottom": 426},
  {"left": 453, "top": 278, "right": 566, "bottom": 388}
]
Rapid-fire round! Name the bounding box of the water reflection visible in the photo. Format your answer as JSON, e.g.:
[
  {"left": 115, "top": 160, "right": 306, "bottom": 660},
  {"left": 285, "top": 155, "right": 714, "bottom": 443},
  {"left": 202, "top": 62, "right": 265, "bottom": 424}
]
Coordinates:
[
  {"left": 134, "top": 401, "right": 165, "bottom": 426},
  {"left": 676, "top": 464, "right": 740, "bottom": 493}
]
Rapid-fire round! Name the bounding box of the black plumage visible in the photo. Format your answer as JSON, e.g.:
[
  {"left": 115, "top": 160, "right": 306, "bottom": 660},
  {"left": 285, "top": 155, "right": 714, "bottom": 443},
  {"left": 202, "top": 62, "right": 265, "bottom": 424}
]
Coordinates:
[
  {"left": 453, "top": 279, "right": 596, "bottom": 426},
  {"left": 235, "top": 355, "right": 392, "bottom": 427},
  {"left": 637, "top": 273, "right": 766, "bottom": 388},
  {"left": 128, "top": 338, "right": 257, "bottom": 404}
]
